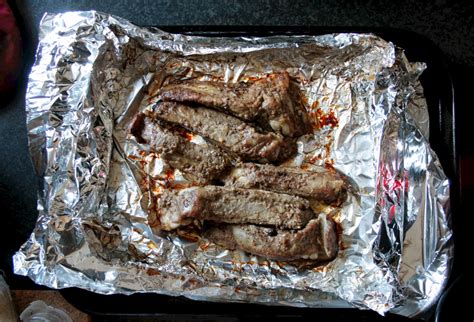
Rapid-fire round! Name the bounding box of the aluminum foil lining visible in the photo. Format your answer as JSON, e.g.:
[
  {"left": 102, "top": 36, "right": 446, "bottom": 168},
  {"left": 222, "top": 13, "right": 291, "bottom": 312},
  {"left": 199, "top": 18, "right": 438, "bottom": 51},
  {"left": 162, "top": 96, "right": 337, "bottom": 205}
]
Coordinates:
[{"left": 14, "top": 11, "right": 453, "bottom": 317}]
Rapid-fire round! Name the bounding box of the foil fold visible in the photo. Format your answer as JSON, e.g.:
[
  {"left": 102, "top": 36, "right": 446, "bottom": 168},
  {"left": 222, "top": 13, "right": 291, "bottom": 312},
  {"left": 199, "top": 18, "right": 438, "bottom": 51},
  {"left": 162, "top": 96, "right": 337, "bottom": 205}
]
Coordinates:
[{"left": 14, "top": 11, "right": 453, "bottom": 317}]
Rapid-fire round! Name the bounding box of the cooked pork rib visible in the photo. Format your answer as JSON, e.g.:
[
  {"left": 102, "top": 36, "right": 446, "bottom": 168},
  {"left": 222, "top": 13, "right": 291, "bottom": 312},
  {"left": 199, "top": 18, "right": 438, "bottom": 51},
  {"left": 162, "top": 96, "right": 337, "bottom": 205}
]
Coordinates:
[
  {"left": 130, "top": 114, "right": 231, "bottom": 182},
  {"left": 204, "top": 215, "right": 338, "bottom": 261},
  {"left": 148, "top": 101, "right": 295, "bottom": 163},
  {"left": 158, "top": 72, "right": 311, "bottom": 137},
  {"left": 224, "top": 163, "right": 346, "bottom": 205},
  {"left": 158, "top": 186, "right": 315, "bottom": 231}
]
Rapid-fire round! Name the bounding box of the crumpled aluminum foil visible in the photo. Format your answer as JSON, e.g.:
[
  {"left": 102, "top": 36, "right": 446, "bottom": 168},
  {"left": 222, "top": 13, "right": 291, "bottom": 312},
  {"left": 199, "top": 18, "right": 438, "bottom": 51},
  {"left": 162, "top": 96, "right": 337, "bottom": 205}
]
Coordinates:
[{"left": 14, "top": 11, "right": 453, "bottom": 317}]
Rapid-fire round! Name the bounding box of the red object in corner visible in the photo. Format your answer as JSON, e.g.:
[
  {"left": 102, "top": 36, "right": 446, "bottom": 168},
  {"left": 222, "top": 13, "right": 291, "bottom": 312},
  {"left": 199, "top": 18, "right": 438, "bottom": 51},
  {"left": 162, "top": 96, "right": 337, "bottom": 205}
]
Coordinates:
[{"left": 0, "top": 0, "right": 22, "bottom": 93}]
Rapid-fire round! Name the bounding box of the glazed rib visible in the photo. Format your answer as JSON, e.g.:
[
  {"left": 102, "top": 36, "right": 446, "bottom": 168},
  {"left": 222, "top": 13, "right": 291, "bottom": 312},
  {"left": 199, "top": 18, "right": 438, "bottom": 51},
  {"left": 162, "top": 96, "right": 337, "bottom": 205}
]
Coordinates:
[
  {"left": 148, "top": 101, "right": 295, "bottom": 163},
  {"left": 223, "top": 163, "right": 346, "bottom": 205},
  {"left": 157, "top": 186, "right": 315, "bottom": 231},
  {"left": 158, "top": 72, "right": 310, "bottom": 137},
  {"left": 204, "top": 215, "right": 338, "bottom": 261},
  {"left": 131, "top": 114, "right": 231, "bottom": 182}
]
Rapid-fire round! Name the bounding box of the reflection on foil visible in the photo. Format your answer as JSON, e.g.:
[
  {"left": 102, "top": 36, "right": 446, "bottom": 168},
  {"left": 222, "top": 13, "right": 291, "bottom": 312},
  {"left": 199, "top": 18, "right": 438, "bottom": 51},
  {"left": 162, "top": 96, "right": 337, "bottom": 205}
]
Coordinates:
[{"left": 14, "top": 11, "right": 452, "bottom": 317}]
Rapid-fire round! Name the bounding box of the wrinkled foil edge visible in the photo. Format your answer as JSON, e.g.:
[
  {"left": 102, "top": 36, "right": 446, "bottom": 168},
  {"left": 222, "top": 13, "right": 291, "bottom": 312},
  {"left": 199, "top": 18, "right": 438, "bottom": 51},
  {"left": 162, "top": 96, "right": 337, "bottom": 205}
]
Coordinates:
[{"left": 13, "top": 10, "right": 453, "bottom": 317}]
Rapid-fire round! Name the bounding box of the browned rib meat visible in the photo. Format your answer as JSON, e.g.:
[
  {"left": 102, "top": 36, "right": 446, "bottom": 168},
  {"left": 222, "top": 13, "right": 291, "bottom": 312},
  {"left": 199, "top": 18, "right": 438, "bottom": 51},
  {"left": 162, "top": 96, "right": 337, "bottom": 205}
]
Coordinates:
[
  {"left": 130, "top": 114, "right": 231, "bottom": 183},
  {"left": 223, "top": 163, "right": 346, "bottom": 205},
  {"left": 157, "top": 186, "right": 315, "bottom": 231},
  {"left": 204, "top": 215, "right": 338, "bottom": 261},
  {"left": 158, "top": 72, "right": 311, "bottom": 137},
  {"left": 148, "top": 101, "right": 295, "bottom": 163}
]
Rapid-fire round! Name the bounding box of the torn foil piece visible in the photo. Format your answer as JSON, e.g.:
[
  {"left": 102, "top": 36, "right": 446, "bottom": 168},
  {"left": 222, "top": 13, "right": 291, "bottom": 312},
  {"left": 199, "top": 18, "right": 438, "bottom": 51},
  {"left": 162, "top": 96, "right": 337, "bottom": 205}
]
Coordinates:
[{"left": 14, "top": 11, "right": 452, "bottom": 317}]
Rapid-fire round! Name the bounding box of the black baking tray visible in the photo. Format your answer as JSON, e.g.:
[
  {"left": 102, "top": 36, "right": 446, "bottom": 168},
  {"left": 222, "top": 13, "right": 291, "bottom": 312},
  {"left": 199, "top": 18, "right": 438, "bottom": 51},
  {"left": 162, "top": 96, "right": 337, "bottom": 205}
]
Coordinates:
[{"left": 58, "top": 27, "right": 458, "bottom": 321}]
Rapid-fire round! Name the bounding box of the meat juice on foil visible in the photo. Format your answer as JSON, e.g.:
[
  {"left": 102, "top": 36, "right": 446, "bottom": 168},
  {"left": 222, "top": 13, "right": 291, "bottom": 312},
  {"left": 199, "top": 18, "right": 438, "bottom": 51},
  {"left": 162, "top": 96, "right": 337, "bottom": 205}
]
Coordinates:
[{"left": 13, "top": 11, "right": 453, "bottom": 317}]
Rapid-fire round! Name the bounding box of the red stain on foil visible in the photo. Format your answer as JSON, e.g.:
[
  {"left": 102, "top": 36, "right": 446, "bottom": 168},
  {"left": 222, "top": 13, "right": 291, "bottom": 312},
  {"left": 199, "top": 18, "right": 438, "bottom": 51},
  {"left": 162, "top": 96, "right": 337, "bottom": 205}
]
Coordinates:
[
  {"left": 320, "top": 110, "right": 339, "bottom": 127},
  {"left": 311, "top": 108, "right": 339, "bottom": 129},
  {"left": 309, "top": 102, "right": 339, "bottom": 130},
  {"left": 307, "top": 153, "right": 335, "bottom": 169},
  {"left": 146, "top": 268, "right": 161, "bottom": 276},
  {"left": 324, "top": 159, "right": 335, "bottom": 169},
  {"left": 127, "top": 154, "right": 139, "bottom": 161},
  {"left": 164, "top": 168, "right": 175, "bottom": 180},
  {"left": 309, "top": 154, "right": 323, "bottom": 164}
]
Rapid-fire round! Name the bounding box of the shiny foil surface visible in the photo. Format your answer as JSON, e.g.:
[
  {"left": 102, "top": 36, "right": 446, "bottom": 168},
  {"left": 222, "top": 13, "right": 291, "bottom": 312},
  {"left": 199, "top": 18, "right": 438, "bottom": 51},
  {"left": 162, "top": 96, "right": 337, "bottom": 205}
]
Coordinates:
[{"left": 14, "top": 11, "right": 453, "bottom": 317}]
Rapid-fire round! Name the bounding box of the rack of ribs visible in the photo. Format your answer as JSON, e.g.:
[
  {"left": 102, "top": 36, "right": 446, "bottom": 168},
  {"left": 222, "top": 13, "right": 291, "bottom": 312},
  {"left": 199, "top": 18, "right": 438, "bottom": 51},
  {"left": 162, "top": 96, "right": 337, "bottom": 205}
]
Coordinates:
[
  {"left": 158, "top": 72, "right": 311, "bottom": 137},
  {"left": 131, "top": 113, "right": 231, "bottom": 183},
  {"left": 223, "top": 163, "right": 346, "bottom": 205},
  {"left": 204, "top": 215, "right": 338, "bottom": 261},
  {"left": 157, "top": 186, "right": 315, "bottom": 231},
  {"left": 148, "top": 101, "right": 295, "bottom": 163},
  {"left": 130, "top": 70, "right": 342, "bottom": 264}
]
